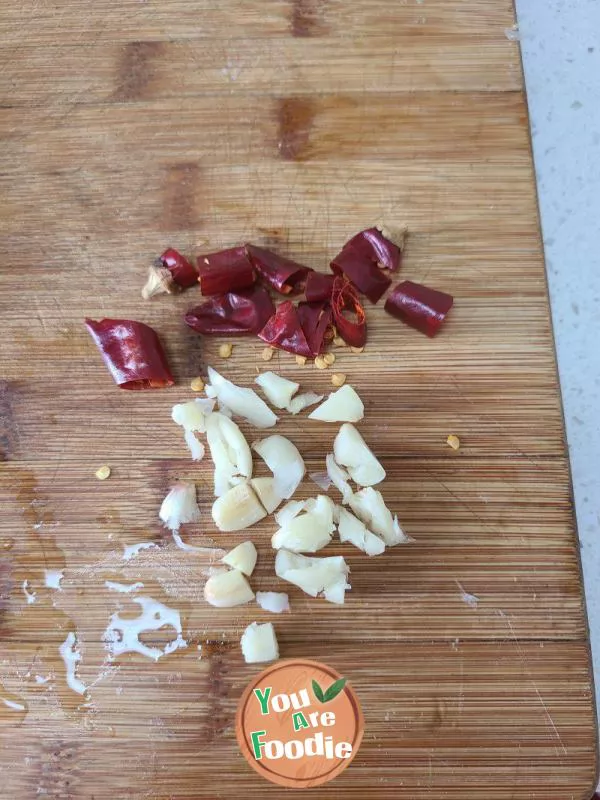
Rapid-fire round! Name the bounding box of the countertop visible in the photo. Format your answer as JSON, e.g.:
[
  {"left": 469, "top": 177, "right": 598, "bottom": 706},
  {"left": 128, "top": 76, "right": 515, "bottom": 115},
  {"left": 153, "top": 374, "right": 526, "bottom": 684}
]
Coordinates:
[{"left": 516, "top": 0, "right": 600, "bottom": 727}]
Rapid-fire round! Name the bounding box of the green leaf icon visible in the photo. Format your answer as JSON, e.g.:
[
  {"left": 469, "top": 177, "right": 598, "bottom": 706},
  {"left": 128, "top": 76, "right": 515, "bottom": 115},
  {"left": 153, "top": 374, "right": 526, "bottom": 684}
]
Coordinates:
[
  {"left": 312, "top": 679, "right": 325, "bottom": 703},
  {"left": 323, "top": 677, "right": 347, "bottom": 703}
]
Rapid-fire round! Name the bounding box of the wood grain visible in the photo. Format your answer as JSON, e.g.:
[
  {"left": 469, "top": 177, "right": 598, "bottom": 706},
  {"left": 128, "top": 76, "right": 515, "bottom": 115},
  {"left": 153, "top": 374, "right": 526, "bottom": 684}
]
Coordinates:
[{"left": 0, "top": 0, "right": 596, "bottom": 798}]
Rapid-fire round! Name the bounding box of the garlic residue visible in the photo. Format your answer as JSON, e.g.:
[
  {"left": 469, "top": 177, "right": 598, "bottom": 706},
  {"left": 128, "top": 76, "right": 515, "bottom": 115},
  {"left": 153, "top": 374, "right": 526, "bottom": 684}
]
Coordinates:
[
  {"left": 287, "top": 391, "right": 323, "bottom": 415},
  {"left": 159, "top": 482, "right": 200, "bottom": 532},
  {"left": 326, "top": 453, "right": 353, "bottom": 503},
  {"left": 205, "top": 366, "right": 278, "bottom": 428},
  {"left": 255, "top": 591, "right": 290, "bottom": 614},
  {"left": 172, "top": 398, "right": 215, "bottom": 461},
  {"left": 240, "top": 622, "right": 279, "bottom": 663},
  {"left": 255, "top": 371, "right": 299, "bottom": 410}
]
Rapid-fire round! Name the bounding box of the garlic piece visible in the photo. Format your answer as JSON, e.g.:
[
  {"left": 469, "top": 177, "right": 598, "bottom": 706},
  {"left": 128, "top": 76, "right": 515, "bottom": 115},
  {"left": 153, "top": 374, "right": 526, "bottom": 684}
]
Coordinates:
[
  {"left": 274, "top": 499, "right": 307, "bottom": 527},
  {"left": 255, "top": 592, "right": 290, "bottom": 614},
  {"left": 326, "top": 453, "right": 353, "bottom": 503},
  {"left": 252, "top": 434, "right": 305, "bottom": 500},
  {"left": 172, "top": 398, "right": 216, "bottom": 461},
  {"left": 286, "top": 391, "right": 323, "bottom": 415},
  {"left": 334, "top": 423, "right": 386, "bottom": 486},
  {"left": 206, "top": 411, "right": 252, "bottom": 496},
  {"left": 222, "top": 541, "right": 257, "bottom": 576},
  {"left": 250, "top": 476, "right": 284, "bottom": 514},
  {"left": 271, "top": 494, "right": 335, "bottom": 553},
  {"left": 204, "top": 569, "right": 254, "bottom": 608},
  {"left": 240, "top": 622, "right": 279, "bottom": 663},
  {"left": 308, "top": 384, "right": 364, "bottom": 423},
  {"left": 255, "top": 371, "right": 300, "bottom": 409},
  {"left": 159, "top": 482, "right": 200, "bottom": 532},
  {"left": 338, "top": 507, "right": 385, "bottom": 556},
  {"left": 206, "top": 366, "right": 278, "bottom": 428},
  {"left": 212, "top": 483, "right": 267, "bottom": 532},
  {"left": 349, "top": 487, "right": 410, "bottom": 547},
  {"left": 275, "top": 550, "right": 350, "bottom": 604}
]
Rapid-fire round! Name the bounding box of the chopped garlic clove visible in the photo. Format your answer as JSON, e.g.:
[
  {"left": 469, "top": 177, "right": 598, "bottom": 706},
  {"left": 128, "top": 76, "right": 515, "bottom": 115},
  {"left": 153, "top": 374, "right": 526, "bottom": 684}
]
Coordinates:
[
  {"left": 255, "top": 591, "right": 290, "bottom": 614},
  {"left": 286, "top": 391, "right": 323, "bottom": 415},
  {"left": 349, "top": 487, "right": 410, "bottom": 546},
  {"left": 222, "top": 541, "right": 257, "bottom": 576},
  {"left": 184, "top": 429, "right": 205, "bottom": 461},
  {"left": 159, "top": 482, "right": 200, "bottom": 532},
  {"left": 250, "top": 476, "right": 284, "bottom": 514},
  {"left": 240, "top": 622, "right": 279, "bottom": 663},
  {"left": 271, "top": 496, "right": 335, "bottom": 553},
  {"left": 204, "top": 569, "right": 255, "bottom": 608},
  {"left": 252, "top": 434, "right": 305, "bottom": 500},
  {"left": 275, "top": 550, "right": 350, "bottom": 604},
  {"left": 308, "top": 384, "right": 364, "bottom": 423},
  {"left": 333, "top": 423, "right": 386, "bottom": 486},
  {"left": 172, "top": 398, "right": 215, "bottom": 460},
  {"left": 326, "top": 453, "right": 353, "bottom": 503},
  {"left": 211, "top": 483, "right": 267, "bottom": 532},
  {"left": 274, "top": 499, "right": 307, "bottom": 527},
  {"left": 206, "top": 412, "right": 252, "bottom": 496},
  {"left": 206, "top": 366, "right": 278, "bottom": 428},
  {"left": 338, "top": 507, "right": 385, "bottom": 556},
  {"left": 255, "top": 371, "right": 300, "bottom": 410}
]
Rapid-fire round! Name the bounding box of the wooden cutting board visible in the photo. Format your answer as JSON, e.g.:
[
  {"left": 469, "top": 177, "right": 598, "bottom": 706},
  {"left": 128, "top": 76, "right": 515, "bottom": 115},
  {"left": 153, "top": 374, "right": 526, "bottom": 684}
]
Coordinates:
[{"left": 0, "top": 1, "right": 597, "bottom": 797}]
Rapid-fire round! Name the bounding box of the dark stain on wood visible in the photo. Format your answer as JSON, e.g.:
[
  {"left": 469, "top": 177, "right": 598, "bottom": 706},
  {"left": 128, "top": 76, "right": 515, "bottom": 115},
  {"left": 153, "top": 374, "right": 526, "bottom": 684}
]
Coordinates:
[
  {"left": 204, "top": 640, "right": 233, "bottom": 743},
  {"left": 276, "top": 97, "right": 315, "bottom": 161},
  {"left": 291, "top": 0, "right": 329, "bottom": 37},
  {"left": 114, "top": 41, "right": 163, "bottom": 101},
  {"left": 0, "top": 381, "right": 18, "bottom": 461},
  {"left": 162, "top": 162, "right": 202, "bottom": 231}
]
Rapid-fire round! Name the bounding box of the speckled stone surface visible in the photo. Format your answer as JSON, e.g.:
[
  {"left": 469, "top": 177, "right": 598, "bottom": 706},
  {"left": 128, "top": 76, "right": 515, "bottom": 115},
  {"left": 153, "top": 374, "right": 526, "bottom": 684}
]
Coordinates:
[{"left": 516, "top": 0, "right": 600, "bottom": 717}]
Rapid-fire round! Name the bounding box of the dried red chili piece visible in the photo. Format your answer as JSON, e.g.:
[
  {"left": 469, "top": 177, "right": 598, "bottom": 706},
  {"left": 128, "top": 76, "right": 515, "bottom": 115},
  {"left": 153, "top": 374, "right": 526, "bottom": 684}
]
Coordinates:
[
  {"left": 184, "top": 286, "right": 275, "bottom": 336},
  {"left": 85, "top": 318, "right": 174, "bottom": 390},
  {"left": 384, "top": 280, "right": 453, "bottom": 337},
  {"left": 142, "top": 248, "right": 198, "bottom": 299},
  {"left": 330, "top": 246, "right": 391, "bottom": 304},
  {"left": 331, "top": 276, "right": 367, "bottom": 348},
  {"left": 196, "top": 246, "right": 255, "bottom": 296},
  {"left": 258, "top": 301, "right": 313, "bottom": 358},
  {"left": 297, "top": 301, "right": 333, "bottom": 356},
  {"left": 344, "top": 227, "right": 401, "bottom": 271},
  {"left": 305, "top": 271, "right": 335, "bottom": 303},
  {"left": 246, "top": 244, "right": 311, "bottom": 295}
]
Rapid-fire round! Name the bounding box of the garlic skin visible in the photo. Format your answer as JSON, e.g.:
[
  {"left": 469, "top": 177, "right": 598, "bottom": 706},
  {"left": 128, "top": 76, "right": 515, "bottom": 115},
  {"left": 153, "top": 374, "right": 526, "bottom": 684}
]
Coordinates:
[
  {"left": 349, "top": 487, "right": 410, "bottom": 546},
  {"left": 338, "top": 506, "right": 385, "bottom": 556},
  {"left": 252, "top": 435, "right": 305, "bottom": 500},
  {"left": 275, "top": 550, "right": 350, "bottom": 604},
  {"left": 206, "top": 412, "right": 252, "bottom": 497},
  {"left": 250, "top": 476, "right": 284, "bottom": 514},
  {"left": 206, "top": 366, "right": 278, "bottom": 428},
  {"left": 255, "top": 591, "right": 290, "bottom": 614},
  {"left": 308, "top": 384, "right": 364, "bottom": 423},
  {"left": 326, "top": 453, "right": 353, "bottom": 503},
  {"left": 211, "top": 482, "right": 267, "bottom": 532},
  {"left": 287, "top": 392, "right": 323, "bottom": 415},
  {"left": 159, "top": 482, "right": 200, "bottom": 532},
  {"left": 204, "top": 569, "right": 255, "bottom": 608},
  {"left": 222, "top": 541, "right": 257, "bottom": 576},
  {"left": 333, "top": 423, "right": 386, "bottom": 486},
  {"left": 240, "top": 622, "right": 279, "bottom": 663},
  {"left": 255, "top": 371, "right": 299, "bottom": 409}
]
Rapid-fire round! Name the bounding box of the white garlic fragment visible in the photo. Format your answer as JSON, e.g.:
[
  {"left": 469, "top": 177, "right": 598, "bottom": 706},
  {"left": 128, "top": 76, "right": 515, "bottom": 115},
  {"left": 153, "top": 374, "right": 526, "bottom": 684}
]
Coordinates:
[
  {"left": 250, "top": 476, "right": 285, "bottom": 514},
  {"left": 255, "top": 591, "right": 290, "bottom": 614},
  {"left": 333, "top": 423, "right": 386, "bottom": 486},
  {"left": 211, "top": 483, "right": 267, "bottom": 532},
  {"left": 172, "top": 398, "right": 216, "bottom": 460},
  {"left": 206, "top": 366, "right": 278, "bottom": 428},
  {"left": 286, "top": 392, "right": 323, "bottom": 415},
  {"left": 338, "top": 506, "right": 385, "bottom": 556},
  {"left": 159, "top": 482, "right": 200, "bottom": 532},
  {"left": 222, "top": 541, "right": 257, "bottom": 576},
  {"left": 240, "top": 622, "right": 279, "bottom": 663},
  {"left": 255, "top": 371, "right": 299, "bottom": 409},
  {"left": 349, "top": 487, "right": 410, "bottom": 547},
  {"left": 275, "top": 549, "right": 350, "bottom": 604},
  {"left": 271, "top": 495, "right": 335, "bottom": 553},
  {"left": 274, "top": 499, "right": 307, "bottom": 527},
  {"left": 252, "top": 434, "right": 305, "bottom": 500},
  {"left": 308, "top": 384, "right": 364, "bottom": 423},
  {"left": 206, "top": 412, "right": 252, "bottom": 497},
  {"left": 204, "top": 569, "right": 255, "bottom": 608},
  {"left": 326, "top": 453, "right": 353, "bottom": 503}
]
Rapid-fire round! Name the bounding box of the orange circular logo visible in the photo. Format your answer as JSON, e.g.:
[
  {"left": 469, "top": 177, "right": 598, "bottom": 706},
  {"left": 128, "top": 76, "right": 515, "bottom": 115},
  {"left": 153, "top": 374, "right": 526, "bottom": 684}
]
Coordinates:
[{"left": 236, "top": 659, "right": 364, "bottom": 788}]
